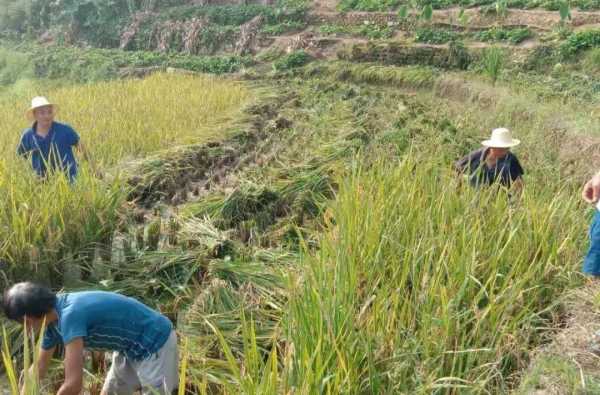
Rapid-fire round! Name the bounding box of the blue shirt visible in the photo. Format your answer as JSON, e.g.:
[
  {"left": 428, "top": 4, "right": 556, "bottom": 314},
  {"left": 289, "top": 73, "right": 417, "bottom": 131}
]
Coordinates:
[
  {"left": 455, "top": 148, "right": 524, "bottom": 188},
  {"left": 17, "top": 122, "right": 80, "bottom": 181},
  {"left": 42, "top": 291, "right": 173, "bottom": 361}
]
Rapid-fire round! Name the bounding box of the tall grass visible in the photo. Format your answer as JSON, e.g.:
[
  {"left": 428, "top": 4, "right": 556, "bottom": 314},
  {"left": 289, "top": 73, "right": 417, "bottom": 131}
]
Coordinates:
[
  {"left": 481, "top": 47, "right": 505, "bottom": 85},
  {"left": 1, "top": 323, "right": 44, "bottom": 395}
]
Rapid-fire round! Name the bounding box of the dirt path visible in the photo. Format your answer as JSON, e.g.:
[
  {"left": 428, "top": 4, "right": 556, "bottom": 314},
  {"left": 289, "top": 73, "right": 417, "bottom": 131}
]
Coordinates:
[
  {"left": 518, "top": 284, "right": 600, "bottom": 394},
  {"left": 312, "top": 0, "right": 338, "bottom": 13}
]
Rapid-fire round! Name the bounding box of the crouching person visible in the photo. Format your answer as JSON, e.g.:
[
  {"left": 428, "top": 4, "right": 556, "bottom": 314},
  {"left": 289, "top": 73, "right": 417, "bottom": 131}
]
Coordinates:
[
  {"left": 2, "top": 282, "right": 178, "bottom": 395},
  {"left": 455, "top": 128, "right": 524, "bottom": 194}
]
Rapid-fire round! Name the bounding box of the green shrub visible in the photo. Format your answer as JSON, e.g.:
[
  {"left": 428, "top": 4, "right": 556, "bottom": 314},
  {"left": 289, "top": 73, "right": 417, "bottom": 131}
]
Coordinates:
[
  {"left": 273, "top": 50, "right": 312, "bottom": 71},
  {"left": 169, "top": 55, "right": 252, "bottom": 74},
  {"left": 12, "top": 43, "right": 251, "bottom": 82},
  {"left": 320, "top": 23, "right": 393, "bottom": 39},
  {"left": 261, "top": 21, "right": 306, "bottom": 35},
  {"left": 560, "top": 29, "right": 600, "bottom": 57},
  {"left": 522, "top": 44, "right": 560, "bottom": 71},
  {"left": 415, "top": 28, "right": 460, "bottom": 44},
  {"left": 338, "top": 0, "right": 401, "bottom": 11},
  {"left": 358, "top": 24, "right": 394, "bottom": 40},
  {"left": 0, "top": 0, "right": 31, "bottom": 33},
  {"left": 448, "top": 40, "right": 471, "bottom": 69},
  {"left": 319, "top": 24, "right": 350, "bottom": 35},
  {"left": 0, "top": 48, "right": 33, "bottom": 85},
  {"left": 475, "top": 27, "right": 532, "bottom": 44}
]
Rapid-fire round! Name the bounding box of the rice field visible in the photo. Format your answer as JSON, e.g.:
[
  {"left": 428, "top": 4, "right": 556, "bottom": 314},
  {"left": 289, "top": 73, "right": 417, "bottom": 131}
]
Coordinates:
[
  {"left": 0, "top": 64, "right": 595, "bottom": 394},
  {"left": 0, "top": 73, "right": 249, "bottom": 281},
  {"left": 0, "top": 74, "right": 249, "bottom": 165}
]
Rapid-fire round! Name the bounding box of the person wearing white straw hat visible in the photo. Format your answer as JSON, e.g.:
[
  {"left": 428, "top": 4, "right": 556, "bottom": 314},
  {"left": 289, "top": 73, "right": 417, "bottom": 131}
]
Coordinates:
[
  {"left": 17, "top": 96, "right": 89, "bottom": 182},
  {"left": 454, "top": 127, "right": 524, "bottom": 192}
]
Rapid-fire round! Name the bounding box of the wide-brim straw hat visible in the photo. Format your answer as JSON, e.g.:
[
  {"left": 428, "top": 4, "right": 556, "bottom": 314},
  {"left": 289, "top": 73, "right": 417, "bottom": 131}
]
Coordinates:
[
  {"left": 26, "top": 96, "right": 57, "bottom": 121},
  {"left": 481, "top": 128, "right": 520, "bottom": 148}
]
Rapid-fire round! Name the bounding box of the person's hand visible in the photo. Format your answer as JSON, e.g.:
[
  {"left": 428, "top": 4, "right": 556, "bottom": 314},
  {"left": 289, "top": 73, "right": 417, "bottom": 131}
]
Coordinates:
[{"left": 583, "top": 172, "right": 600, "bottom": 204}]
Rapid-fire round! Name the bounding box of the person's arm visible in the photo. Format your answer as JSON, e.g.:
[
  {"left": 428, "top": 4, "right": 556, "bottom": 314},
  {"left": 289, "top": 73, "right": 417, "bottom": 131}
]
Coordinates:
[
  {"left": 511, "top": 177, "right": 524, "bottom": 195},
  {"left": 508, "top": 156, "right": 525, "bottom": 194},
  {"left": 16, "top": 134, "right": 31, "bottom": 157},
  {"left": 22, "top": 345, "right": 55, "bottom": 394},
  {"left": 75, "top": 142, "right": 91, "bottom": 163},
  {"left": 75, "top": 141, "right": 101, "bottom": 178},
  {"left": 56, "top": 338, "right": 84, "bottom": 395},
  {"left": 455, "top": 149, "right": 481, "bottom": 174},
  {"left": 35, "top": 346, "right": 55, "bottom": 381},
  {"left": 65, "top": 126, "right": 88, "bottom": 162},
  {"left": 583, "top": 171, "right": 600, "bottom": 204}
]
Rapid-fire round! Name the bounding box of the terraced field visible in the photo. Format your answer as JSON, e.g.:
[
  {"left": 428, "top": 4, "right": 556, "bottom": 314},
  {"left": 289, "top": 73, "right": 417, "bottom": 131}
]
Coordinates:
[{"left": 2, "top": 0, "right": 600, "bottom": 394}]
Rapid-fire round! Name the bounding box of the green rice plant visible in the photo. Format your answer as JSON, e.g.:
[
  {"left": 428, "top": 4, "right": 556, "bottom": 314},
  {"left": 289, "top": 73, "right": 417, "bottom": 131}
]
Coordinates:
[
  {"left": 199, "top": 312, "right": 281, "bottom": 393},
  {"left": 272, "top": 50, "right": 312, "bottom": 72},
  {"left": 2, "top": 323, "right": 45, "bottom": 395},
  {"left": 421, "top": 4, "right": 434, "bottom": 20},
  {"left": 481, "top": 46, "right": 505, "bottom": 84},
  {"left": 559, "top": 0, "right": 572, "bottom": 22},
  {"left": 560, "top": 29, "right": 600, "bottom": 58},
  {"left": 495, "top": 0, "right": 509, "bottom": 16},
  {"left": 283, "top": 154, "right": 585, "bottom": 393}
]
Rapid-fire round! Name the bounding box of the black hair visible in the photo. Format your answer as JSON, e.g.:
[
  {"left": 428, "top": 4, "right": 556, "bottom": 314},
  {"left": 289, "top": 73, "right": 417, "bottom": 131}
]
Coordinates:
[{"left": 2, "top": 282, "right": 57, "bottom": 322}]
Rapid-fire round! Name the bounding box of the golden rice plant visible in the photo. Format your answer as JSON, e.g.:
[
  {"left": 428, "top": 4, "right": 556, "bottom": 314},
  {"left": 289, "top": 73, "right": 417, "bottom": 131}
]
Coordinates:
[{"left": 0, "top": 73, "right": 249, "bottom": 280}]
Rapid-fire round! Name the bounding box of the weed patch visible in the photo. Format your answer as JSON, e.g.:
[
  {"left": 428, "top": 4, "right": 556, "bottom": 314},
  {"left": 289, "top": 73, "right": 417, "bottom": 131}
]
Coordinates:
[{"left": 273, "top": 50, "right": 312, "bottom": 71}]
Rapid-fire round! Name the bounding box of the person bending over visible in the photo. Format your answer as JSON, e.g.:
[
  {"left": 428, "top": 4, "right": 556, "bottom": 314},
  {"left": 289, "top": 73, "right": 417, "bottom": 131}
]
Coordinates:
[{"left": 2, "top": 282, "right": 178, "bottom": 394}]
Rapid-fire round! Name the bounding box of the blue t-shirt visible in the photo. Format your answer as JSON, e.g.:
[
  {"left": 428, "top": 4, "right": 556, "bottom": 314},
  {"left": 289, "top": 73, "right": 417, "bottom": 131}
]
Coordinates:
[
  {"left": 455, "top": 148, "right": 524, "bottom": 188},
  {"left": 17, "top": 122, "right": 80, "bottom": 181},
  {"left": 42, "top": 291, "right": 173, "bottom": 361}
]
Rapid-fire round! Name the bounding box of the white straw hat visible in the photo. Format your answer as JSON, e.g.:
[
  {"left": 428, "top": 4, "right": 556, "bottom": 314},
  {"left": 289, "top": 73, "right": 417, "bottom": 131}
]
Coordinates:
[
  {"left": 26, "top": 96, "right": 57, "bottom": 121},
  {"left": 481, "top": 128, "right": 520, "bottom": 148}
]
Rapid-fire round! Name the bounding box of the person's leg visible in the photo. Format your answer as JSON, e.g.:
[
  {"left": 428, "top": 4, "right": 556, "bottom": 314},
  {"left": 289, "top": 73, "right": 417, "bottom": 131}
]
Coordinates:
[
  {"left": 584, "top": 211, "right": 600, "bottom": 277},
  {"left": 135, "top": 331, "right": 179, "bottom": 395},
  {"left": 101, "top": 352, "right": 141, "bottom": 395}
]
